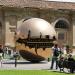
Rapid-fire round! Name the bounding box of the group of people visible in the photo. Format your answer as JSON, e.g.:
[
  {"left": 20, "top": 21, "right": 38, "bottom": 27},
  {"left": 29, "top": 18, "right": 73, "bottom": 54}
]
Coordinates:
[{"left": 50, "top": 44, "right": 75, "bottom": 73}]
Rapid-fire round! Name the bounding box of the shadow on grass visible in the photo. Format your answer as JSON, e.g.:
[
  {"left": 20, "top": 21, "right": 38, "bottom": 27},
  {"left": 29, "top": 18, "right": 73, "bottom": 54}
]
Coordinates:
[
  {"left": 42, "top": 69, "right": 72, "bottom": 74},
  {"left": 52, "top": 70, "right": 70, "bottom": 74}
]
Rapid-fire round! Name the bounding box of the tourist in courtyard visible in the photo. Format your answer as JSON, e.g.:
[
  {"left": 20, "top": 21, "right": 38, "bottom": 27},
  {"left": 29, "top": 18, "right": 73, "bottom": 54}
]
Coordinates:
[{"left": 50, "top": 44, "right": 60, "bottom": 69}]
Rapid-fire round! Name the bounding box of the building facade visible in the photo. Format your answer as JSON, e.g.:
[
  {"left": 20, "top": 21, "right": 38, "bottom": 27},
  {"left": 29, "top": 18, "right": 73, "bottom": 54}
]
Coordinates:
[{"left": 0, "top": 0, "right": 75, "bottom": 48}]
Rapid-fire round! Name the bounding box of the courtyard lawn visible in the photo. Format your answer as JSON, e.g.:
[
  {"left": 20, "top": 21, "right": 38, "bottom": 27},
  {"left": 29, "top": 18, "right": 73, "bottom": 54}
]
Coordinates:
[{"left": 0, "top": 70, "right": 74, "bottom": 75}]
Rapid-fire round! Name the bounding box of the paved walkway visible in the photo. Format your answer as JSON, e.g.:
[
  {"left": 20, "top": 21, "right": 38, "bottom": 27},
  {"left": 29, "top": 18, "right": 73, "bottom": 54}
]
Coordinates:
[
  {"left": 0, "top": 59, "right": 70, "bottom": 73},
  {"left": 0, "top": 60, "right": 51, "bottom": 70}
]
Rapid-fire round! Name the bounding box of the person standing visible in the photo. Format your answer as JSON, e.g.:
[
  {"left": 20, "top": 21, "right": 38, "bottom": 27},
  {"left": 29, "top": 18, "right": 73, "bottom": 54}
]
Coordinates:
[
  {"left": 68, "top": 54, "right": 75, "bottom": 73},
  {"left": 50, "top": 44, "right": 60, "bottom": 69}
]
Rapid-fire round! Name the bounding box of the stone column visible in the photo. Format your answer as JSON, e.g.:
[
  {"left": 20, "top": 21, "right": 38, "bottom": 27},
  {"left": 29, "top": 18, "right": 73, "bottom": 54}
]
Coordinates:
[
  {"left": 73, "top": 18, "right": 75, "bottom": 47},
  {"left": 5, "top": 15, "right": 17, "bottom": 47},
  {"left": 0, "top": 9, "right": 5, "bottom": 46}
]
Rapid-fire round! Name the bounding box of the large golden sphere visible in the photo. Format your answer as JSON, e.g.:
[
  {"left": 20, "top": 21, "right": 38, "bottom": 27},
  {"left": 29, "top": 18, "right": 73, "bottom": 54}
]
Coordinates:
[{"left": 16, "top": 18, "right": 56, "bottom": 62}]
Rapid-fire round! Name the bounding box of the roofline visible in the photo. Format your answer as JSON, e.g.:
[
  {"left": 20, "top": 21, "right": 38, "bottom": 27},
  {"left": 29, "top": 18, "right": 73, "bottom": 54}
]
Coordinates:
[{"left": 0, "top": 1, "right": 75, "bottom": 10}]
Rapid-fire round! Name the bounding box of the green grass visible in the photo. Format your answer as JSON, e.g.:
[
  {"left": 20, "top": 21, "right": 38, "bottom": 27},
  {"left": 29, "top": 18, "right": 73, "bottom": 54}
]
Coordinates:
[{"left": 0, "top": 70, "right": 74, "bottom": 75}]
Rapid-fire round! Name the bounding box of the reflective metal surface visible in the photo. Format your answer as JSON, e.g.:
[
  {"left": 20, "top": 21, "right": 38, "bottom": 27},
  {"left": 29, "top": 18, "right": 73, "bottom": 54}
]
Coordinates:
[
  {"left": 17, "top": 18, "right": 56, "bottom": 38},
  {"left": 16, "top": 18, "right": 56, "bottom": 62}
]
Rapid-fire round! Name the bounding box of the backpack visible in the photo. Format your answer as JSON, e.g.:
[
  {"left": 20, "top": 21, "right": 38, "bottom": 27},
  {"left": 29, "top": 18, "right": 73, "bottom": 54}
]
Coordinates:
[{"left": 53, "top": 48, "right": 59, "bottom": 57}]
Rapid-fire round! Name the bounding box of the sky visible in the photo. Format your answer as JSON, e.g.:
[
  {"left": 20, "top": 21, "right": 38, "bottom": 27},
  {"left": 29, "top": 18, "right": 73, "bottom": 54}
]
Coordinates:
[{"left": 47, "top": 0, "right": 75, "bottom": 2}]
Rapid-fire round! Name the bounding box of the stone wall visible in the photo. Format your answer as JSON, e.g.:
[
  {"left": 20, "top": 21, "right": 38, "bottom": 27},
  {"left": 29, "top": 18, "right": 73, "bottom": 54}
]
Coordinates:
[
  {"left": 0, "top": 9, "right": 5, "bottom": 45},
  {"left": 2, "top": 7, "right": 74, "bottom": 47}
]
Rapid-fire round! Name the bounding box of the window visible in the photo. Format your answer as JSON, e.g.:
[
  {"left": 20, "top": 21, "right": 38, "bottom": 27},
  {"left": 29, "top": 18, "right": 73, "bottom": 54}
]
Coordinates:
[
  {"left": 55, "top": 20, "right": 68, "bottom": 29},
  {"left": 9, "top": 16, "right": 17, "bottom": 26},
  {"left": 58, "top": 33, "right": 64, "bottom": 40}
]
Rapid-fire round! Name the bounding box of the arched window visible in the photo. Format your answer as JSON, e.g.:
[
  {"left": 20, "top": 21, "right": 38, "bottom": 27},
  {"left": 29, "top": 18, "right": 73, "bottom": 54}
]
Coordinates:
[
  {"left": 0, "top": 22, "right": 2, "bottom": 44},
  {"left": 55, "top": 20, "right": 69, "bottom": 41},
  {"left": 55, "top": 20, "right": 68, "bottom": 29}
]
